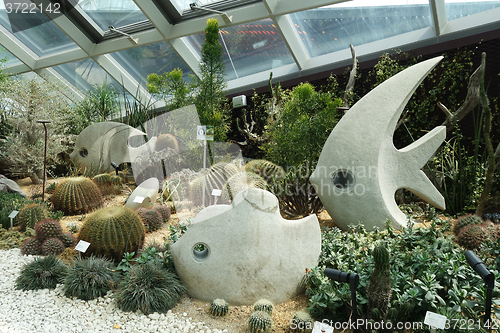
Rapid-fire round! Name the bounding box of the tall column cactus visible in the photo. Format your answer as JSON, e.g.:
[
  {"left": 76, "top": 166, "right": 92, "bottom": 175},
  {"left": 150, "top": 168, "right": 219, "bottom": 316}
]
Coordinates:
[{"left": 367, "top": 242, "right": 392, "bottom": 321}]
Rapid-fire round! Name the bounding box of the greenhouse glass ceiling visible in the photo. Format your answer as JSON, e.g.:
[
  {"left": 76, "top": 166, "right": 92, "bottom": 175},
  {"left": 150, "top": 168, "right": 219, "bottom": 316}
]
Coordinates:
[{"left": 0, "top": 0, "right": 499, "bottom": 108}]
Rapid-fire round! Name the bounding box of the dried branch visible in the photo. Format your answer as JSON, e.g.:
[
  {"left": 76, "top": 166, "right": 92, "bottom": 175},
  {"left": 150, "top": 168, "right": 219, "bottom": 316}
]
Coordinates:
[{"left": 342, "top": 44, "right": 357, "bottom": 109}]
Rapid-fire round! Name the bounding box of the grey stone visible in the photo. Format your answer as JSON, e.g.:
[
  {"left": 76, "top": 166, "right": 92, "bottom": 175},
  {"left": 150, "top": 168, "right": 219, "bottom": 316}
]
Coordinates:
[
  {"left": 171, "top": 188, "right": 321, "bottom": 305},
  {"left": 125, "top": 177, "right": 159, "bottom": 210},
  {"left": 310, "top": 56, "right": 446, "bottom": 231},
  {"left": 0, "top": 175, "right": 26, "bottom": 197}
]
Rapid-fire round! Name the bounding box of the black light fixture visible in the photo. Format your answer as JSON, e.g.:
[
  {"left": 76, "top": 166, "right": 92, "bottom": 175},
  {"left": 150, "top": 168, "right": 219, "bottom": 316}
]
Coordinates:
[
  {"left": 110, "top": 161, "right": 119, "bottom": 176},
  {"left": 465, "top": 250, "right": 494, "bottom": 329},
  {"left": 324, "top": 268, "right": 359, "bottom": 332}
]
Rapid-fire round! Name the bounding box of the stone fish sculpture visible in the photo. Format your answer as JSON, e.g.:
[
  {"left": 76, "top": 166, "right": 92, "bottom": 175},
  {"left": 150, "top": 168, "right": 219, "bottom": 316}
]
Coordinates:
[
  {"left": 69, "top": 122, "right": 156, "bottom": 174},
  {"left": 171, "top": 188, "right": 321, "bottom": 305},
  {"left": 310, "top": 56, "right": 446, "bottom": 231}
]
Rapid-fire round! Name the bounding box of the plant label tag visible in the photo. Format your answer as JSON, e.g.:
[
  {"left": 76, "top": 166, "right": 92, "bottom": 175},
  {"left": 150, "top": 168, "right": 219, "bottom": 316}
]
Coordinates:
[
  {"left": 197, "top": 125, "right": 214, "bottom": 141},
  {"left": 8, "top": 210, "right": 18, "bottom": 218},
  {"left": 212, "top": 189, "right": 222, "bottom": 196},
  {"left": 75, "top": 240, "right": 91, "bottom": 253},
  {"left": 312, "top": 321, "right": 334, "bottom": 333},
  {"left": 133, "top": 196, "right": 145, "bottom": 203},
  {"left": 424, "top": 311, "right": 446, "bottom": 329}
]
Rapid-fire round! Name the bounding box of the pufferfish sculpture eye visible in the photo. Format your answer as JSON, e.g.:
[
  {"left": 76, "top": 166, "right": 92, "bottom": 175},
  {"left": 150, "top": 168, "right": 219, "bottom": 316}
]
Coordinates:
[{"left": 310, "top": 56, "right": 446, "bottom": 231}]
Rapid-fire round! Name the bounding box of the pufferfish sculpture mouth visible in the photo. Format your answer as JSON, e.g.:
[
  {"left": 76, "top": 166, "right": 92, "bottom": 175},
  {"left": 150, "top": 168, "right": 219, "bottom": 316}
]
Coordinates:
[{"left": 310, "top": 56, "right": 446, "bottom": 231}]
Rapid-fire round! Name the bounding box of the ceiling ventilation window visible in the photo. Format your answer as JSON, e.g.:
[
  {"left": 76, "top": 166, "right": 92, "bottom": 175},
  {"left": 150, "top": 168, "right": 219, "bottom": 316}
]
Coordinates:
[
  {"left": 186, "top": 19, "right": 294, "bottom": 80},
  {"left": 77, "top": 0, "right": 149, "bottom": 31},
  {"left": 289, "top": 0, "right": 431, "bottom": 58},
  {"left": 173, "top": 0, "right": 230, "bottom": 12},
  {"left": 445, "top": 0, "right": 500, "bottom": 21}
]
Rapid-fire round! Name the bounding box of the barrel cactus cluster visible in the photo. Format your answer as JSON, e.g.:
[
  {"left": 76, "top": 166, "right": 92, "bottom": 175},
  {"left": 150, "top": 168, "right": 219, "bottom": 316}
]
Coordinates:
[
  {"left": 209, "top": 298, "right": 229, "bottom": 317},
  {"left": 92, "top": 173, "right": 122, "bottom": 196},
  {"left": 50, "top": 177, "right": 103, "bottom": 215},
  {"left": 454, "top": 214, "right": 498, "bottom": 250},
  {"left": 78, "top": 206, "right": 145, "bottom": 261},
  {"left": 20, "top": 219, "right": 75, "bottom": 256}
]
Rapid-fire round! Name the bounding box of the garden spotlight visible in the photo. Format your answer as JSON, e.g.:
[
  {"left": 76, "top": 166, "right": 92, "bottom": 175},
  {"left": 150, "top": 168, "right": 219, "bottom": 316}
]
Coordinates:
[
  {"left": 324, "top": 268, "right": 359, "bottom": 332},
  {"left": 465, "top": 250, "right": 494, "bottom": 329},
  {"left": 110, "top": 161, "right": 119, "bottom": 176}
]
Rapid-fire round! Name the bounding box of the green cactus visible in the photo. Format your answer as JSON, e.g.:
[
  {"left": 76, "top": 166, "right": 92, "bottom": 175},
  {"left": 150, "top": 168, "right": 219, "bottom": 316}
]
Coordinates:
[
  {"left": 59, "top": 232, "right": 76, "bottom": 247},
  {"left": 110, "top": 175, "right": 123, "bottom": 185},
  {"left": 221, "top": 172, "right": 267, "bottom": 202},
  {"left": 93, "top": 173, "right": 122, "bottom": 196},
  {"left": 35, "top": 219, "right": 63, "bottom": 242},
  {"left": 457, "top": 224, "right": 491, "bottom": 250},
  {"left": 190, "top": 162, "right": 239, "bottom": 206},
  {"left": 41, "top": 238, "right": 66, "bottom": 255},
  {"left": 291, "top": 310, "right": 313, "bottom": 333},
  {"left": 244, "top": 159, "right": 285, "bottom": 185},
  {"left": 153, "top": 205, "right": 171, "bottom": 223},
  {"left": 20, "top": 237, "right": 42, "bottom": 255},
  {"left": 50, "top": 177, "right": 103, "bottom": 215},
  {"left": 16, "top": 203, "right": 49, "bottom": 232},
  {"left": 367, "top": 242, "right": 392, "bottom": 321},
  {"left": 454, "top": 214, "right": 483, "bottom": 236},
  {"left": 138, "top": 208, "right": 163, "bottom": 233},
  {"left": 209, "top": 298, "right": 229, "bottom": 317},
  {"left": 155, "top": 133, "right": 179, "bottom": 153},
  {"left": 248, "top": 310, "right": 273, "bottom": 333},
  {"left": 253, "top": 299, "right": 274, "bottom": 315},
  {"left": 92, "top": 173, "right": 112, "bottom": 185},
  {"left": 78, "top": 206, "right": 145, "bottom": 262}
]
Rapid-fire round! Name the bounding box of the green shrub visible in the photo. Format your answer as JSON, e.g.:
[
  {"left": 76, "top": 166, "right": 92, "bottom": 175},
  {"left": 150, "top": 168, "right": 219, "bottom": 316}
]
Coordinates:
[
  {"left": 0, "top": 192, "right": 29, "bottom": 229},
  {"left": 15, "top": 255, "right": 68, "bottom": 290},
  {"left": 64, "top": 256, "right": 119, "bottom": 301},
  {"left": 114, "top": 261, "right": 185, "bottom": 314}
]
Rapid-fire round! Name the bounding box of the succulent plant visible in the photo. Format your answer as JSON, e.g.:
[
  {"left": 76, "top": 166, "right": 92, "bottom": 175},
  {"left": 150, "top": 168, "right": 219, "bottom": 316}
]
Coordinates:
[
  {"left": 190, "top": 162, "right": 239, "bottom": 206},
  {"left": 155, "top": 133, "right": 179, "bottom": 153},
  {"left": 20, "top": 237, "right": 42, "bottom": 255},
  {"left": 457, "top": 224, "right": 491, "bottom": 250},
  {"left": 35, "top": 219, "right": 63, "bottom": 242},
  {"left": 93, "top": 173, "right": 122, "bottom": 196},
  {"left": 15, "top": 255, "right": 68, "bottom": 291},
  {"left": 290, "top": 310, "right": 313, "bottom": 333},
  {"left": 244, "top": 159, "right": 285, "bottom": 185},
  {"left": 110, "top": 175, "right": 123, "bottom": 185},
  {"left": 45, "top": 182, "right": 58, "bottom": 194},
  {"left": 154, "top": 205, "right": 171, "bottom": 223},
  {"left": 16, "top": 203, "right": 49, "bottom": 232},
  {"left": 248, "top": 310, "right": 273, "bottom": 333},
  {"left": 41, "top": 237, "right": 66, "bottom": 255},
  {"left": 209, "top": 299, "right": 229, "bottom": 317},
  {"left": 50, "top": 177, "right": 103, "bottom": 215},
  {"left": 221, "top": 172, "right": 267, "bottom": 202},
  {"left": 67, "top": 222, "right": 79, "bottom": 234},
  {"left": 367, "top": 242, "right": 392, "bottom": 321},
  {"left": 59, "top": 232, "right": 76, "bottom": 247},
  {"left": 138, "top": 208, "right": 163, "bottom": 233},
  {"left": 253, "top": 299, "right": 274, "bottom": 315},
  {"left": 454, "top": 214, "right": 483, "bottom": 236},
  {"left": 92, "top": 173, "right": 112, "bottom": 185},
  {"left": 78, "top": 206, "right": 145, "bottom": 262}
]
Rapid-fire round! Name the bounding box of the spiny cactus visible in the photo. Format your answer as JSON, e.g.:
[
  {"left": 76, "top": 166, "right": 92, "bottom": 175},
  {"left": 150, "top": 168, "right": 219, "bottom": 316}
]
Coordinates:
[
  {"left": 457, "top": 224, "right": 491, "bottom": 250},
  {"left": 253, "top": 299, "right": 274, "bottom": 315},
  {"left": 60, "top": 232, "right": 76, "bottom": 248},
  {"left": 454, "top": 214, "right": 483, "bottom": 236},
  {"left": 209, "top": 299, "right": 229, "bottom": 317},
  {"left": 110, "top": 175, "right": 122, "bottom": 185},
  {"left": 155, "top": 133, "right": 179, "bottom": 153},
  {"left": 190, "top": 162, "right": 239, "bottom": 206},
  {"left": 367, "top": 242, "right": 392, "bottom": 321},
  {"left": 16, "top": 203, "right": 49, "bottom": 232},
  {"left": 92, "top": 173, "right": 111, "bottom": 185},
  {"left": 35, "top": 219, "right": 63, "bottom": 242},
  {"left": 154, "top": 205, "right": 171, "bottom": 223},
  {"left": 50, "top": 177, "right": 103, "bottom": 215},
  {"left": 93, "top": 173, "right": 122, "bottom": 196},
  {"left": 41, "top": 238, "right": 66, "bottom": 255},
  {"left": 244, "top": 159, "right": 285, "bottom": 185},
  {"left": 78, "top": 206, "right": 145, "bottom": 262},
  {"left": 20, "top": 237, "right": 42, "bottom": 255},
  {"left": 138, "top": 208, "right": 163, "bottom": 233},
  {"left": 221, "top": 172, "right": 267, "bottom": 202},
  {"left": 248, "top": 310, "right": 273, "bottom": 333},
  {"left": 291, "top": 310, "right": 313, "bottom": 333}
]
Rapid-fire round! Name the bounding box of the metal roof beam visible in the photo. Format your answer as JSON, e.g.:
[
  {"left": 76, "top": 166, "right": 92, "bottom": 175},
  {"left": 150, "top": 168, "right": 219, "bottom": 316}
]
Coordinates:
[
  {"left": 273, "top": 15, "right": 309, "bottom": 70},
  {"left": 169, "top": 37, "right": 202, "bottom": 78},
  {"left": 429, "top": 0, "right": 448, "bottom": 36}
]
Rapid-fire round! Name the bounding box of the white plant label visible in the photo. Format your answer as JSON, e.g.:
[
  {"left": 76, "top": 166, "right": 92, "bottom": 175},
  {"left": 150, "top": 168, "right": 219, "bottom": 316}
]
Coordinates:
[
  {"left": 75, "top": 240, "right": 90, "bottom": 253},
  {"left": 8, "top": 210, "right": 18, "bottom": 218},
  {"left": 133, "top": 195, "right": 145, "bottom": 203},
  {"left": 312, "top": 321, "right": 334, "bottom": 333},
  {"left": 211, "top": 189, "right": 222, "bottom": 196},
  {"left": 424, "top": 311, "right": 447, "bottom": 329}
]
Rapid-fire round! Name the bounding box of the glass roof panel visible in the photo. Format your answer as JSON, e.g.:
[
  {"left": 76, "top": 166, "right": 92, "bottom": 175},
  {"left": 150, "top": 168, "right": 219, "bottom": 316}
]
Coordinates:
[
  {"left": 0, "top": 3, "right": 78, "bottom": 57},
  {"left": 172, "top": 0, "right": 228, "bottom": 12},
  {"left": 110, "top": 41, "right": 194, "bottom": 86},
  {"left": 0, "top": 47, "right": 21, "bottom": 66},
  {"left": 77, "top": 0, "right": 149, "bottom": 30},
  {"left": 290, "top": 0, "right": 432, "bottom": 58},
  {"left": 445, "top": 0, "right": 500, "bottom": 21},
  {"left": 186, "top": 19, "right": 295, "bottom": 80}
]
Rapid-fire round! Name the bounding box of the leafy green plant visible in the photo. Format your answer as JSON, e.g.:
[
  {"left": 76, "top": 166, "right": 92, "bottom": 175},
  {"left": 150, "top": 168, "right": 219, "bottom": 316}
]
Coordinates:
[
  {"left": 114, "top": 261, "right": 185, "bottom": 314},
  {"left": 76, "top": 81, "right": 119, "bottom": 124},
  {"left": 15, "top": 255, "right": 68, "bottom": 290},
  {"left": 63, "top": 256, "right": 119, "bottom": 301},
  {"left": 147, "top": 68, "right": 197, "bottom": 111}
]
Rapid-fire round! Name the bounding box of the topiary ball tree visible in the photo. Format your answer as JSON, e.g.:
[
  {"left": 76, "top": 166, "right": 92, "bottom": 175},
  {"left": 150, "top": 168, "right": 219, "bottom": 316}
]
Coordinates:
[
  {"left": 78, "top": 206, "right": 145, "bottom": 262},
  {"left": 50, "top": 177, "right": 103, "bottom": 215}
]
